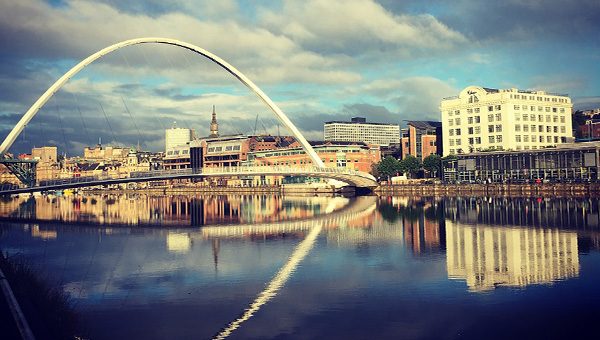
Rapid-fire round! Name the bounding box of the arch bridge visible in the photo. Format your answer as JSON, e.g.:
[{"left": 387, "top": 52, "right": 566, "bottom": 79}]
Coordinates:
[{"left": 0, "top": 37, "right": 377, "bottom": 192}]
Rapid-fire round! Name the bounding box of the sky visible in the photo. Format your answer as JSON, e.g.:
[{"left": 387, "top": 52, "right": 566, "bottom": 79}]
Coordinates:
[{"left": 1, "top": 0, "right": 599, "bottom": 155}]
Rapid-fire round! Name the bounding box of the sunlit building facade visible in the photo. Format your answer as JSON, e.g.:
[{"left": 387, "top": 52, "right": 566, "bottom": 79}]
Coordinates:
[
  {"left": 441, "top": 86, "right": 573, "bottom": 155},
  {"left": 324, "top": 117, "right": 400, "bottom": 146}
]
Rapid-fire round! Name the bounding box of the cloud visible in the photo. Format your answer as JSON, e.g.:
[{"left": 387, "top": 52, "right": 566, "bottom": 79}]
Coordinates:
[
  {"left": 259, "top": 0, "right": 467, "bottom": 55},
  {"left": 380, "top": 0, "right": 600, "bottom": 43}
]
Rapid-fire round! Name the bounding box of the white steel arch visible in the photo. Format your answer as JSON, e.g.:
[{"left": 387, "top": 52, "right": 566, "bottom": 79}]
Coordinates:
[{"left": 0, "top": 37, "right": 325, "bottom": 167}]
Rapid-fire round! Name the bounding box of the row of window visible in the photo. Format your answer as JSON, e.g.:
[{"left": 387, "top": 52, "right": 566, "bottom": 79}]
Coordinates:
[
  {"left": 516, "top": 125, "right": 567, "bottom": 133},
  {"left": 510, "top": 94, "right": 568, "bottom": 103},
  {"left": 515, "top": 114, "right": 566, "bottom": 123},
  {"left": 446, "top": 105, "right": 567, "bottom": 117},
  {"left": 207, "top": 145, "right": 242, "bottom": 153},
  {"left": 514, "top": 105, "right": 565, "bottom": 113},
  {"left": 515, "top": 136, "right": 567, "bottom": 143}
]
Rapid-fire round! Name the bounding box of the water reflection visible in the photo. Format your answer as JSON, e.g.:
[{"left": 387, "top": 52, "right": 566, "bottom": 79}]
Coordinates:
[
  {"left": 446, "top": 221, "right": 579, "bottom": 292},
  {"left": 1, "top": 194, "right": 599, "bottom": 339},
  {"left": 0, "top": 194, "right": 350, "bottom": 227}
]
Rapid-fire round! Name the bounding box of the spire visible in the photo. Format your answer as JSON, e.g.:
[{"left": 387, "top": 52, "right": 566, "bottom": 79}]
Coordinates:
[{"left": 210, "top": 105, "right": 219, "bottom": 137}]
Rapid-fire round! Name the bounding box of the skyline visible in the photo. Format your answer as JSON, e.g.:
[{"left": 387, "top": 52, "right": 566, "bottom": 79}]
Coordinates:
[{"left": 1, "top": 0, "right": 599, "bottom": 155}]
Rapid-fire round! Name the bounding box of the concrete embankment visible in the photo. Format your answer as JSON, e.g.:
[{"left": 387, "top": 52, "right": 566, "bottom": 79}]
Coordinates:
[{"left": 375, "top": 183, "right": 600, "bottom": 197}]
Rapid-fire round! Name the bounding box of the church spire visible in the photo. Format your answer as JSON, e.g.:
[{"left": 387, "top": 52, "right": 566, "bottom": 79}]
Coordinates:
[{"left": 209, "top": 105, "right": 219, "bottom": 137}]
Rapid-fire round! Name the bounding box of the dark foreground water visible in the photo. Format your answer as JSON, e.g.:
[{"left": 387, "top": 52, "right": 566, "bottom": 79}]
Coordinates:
[{"left": 1, "top": 193, "right": 599, "bottom": 339}]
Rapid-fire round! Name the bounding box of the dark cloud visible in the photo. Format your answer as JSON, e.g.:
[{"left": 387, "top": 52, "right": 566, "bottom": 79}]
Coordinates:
[{"left": 378, "top": 0, "right": 600, "bottom": 42}]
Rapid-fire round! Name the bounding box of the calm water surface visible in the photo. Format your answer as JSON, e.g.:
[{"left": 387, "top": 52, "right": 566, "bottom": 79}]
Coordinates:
[{"left": 1, "top": 193, "right": 599, "bottom": 339}]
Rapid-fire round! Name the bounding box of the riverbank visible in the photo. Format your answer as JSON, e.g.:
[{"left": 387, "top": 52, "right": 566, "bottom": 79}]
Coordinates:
[
  {"left": 375, "top": 182, "right": 600, "bottom": 197},
  {"left": 0, "top": 253, "right": 79, "bottom": 339}
]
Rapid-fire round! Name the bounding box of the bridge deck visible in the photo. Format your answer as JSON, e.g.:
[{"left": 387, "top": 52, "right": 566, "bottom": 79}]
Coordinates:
[{"left": 0, "top": 166, "right": 378, "bottom": 195}]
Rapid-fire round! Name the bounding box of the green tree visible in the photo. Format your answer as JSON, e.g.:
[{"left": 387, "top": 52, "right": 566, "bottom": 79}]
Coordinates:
[
  {"left": 422, "top": 154, "right": 442, "bottom": 177},
  {"left": 399, "top": 155, "right": 421, "bottom": 178},
  {"left": 376, "top": 156, "right": 401, "bottom": 178}
]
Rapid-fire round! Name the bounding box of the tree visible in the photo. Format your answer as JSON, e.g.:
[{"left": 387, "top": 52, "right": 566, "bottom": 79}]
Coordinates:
[
  {"left": 399, "top": 155, "right": 421, "bottom": 178},
  {"left": 376, "top": 156, "right": 401, "bottom": 178},
  {"left": 422, "top": 154, "right": 442, "bottom": 178}
]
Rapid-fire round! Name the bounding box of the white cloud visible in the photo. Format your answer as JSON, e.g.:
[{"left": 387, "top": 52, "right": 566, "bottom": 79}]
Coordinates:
[{"left": 259, "top": 0, "right": 466, "bottom": 54}]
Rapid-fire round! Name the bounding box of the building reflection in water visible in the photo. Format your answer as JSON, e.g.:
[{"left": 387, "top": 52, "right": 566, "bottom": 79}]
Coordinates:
[
  {"left": 446, "top": 221, "right": 579, "bottom": 292},
  {"left": 373, "top": 196, "right": 445, "bottom": 255},
  {"left": 0, "top": 194, "right": 348, "bottom": 228},
  {"left": 166, "top": 233, "right": 191, "bottom": 253}
]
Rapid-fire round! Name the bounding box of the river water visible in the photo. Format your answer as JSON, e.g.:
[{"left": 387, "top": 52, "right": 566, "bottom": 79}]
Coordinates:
[{"left": 0, "top": 193, "right": 598, "bottom": 339}]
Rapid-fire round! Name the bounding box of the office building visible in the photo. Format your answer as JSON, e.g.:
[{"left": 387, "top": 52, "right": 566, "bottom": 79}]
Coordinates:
[
  {"left": 165, "top": 123, "right": 193, "bottom": 152},
  {"left": 441, "top": 86, "right": 573, "bottom": 155},
  {"left": 401, "top": 121, "right": 442, "bottom": 159},
  {"left": 324, "top": 117, "right": 400, "bottom": 146}
]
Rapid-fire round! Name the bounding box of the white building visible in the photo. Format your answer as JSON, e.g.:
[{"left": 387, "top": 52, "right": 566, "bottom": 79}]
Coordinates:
[
  {"left": 324, "top": 117, "right": 400, "bottom": 146},
  {"left": 165, "top": 123, "right": 192, "bottom": 153},
  {"left": 441, "top": 86, "right": 573, "bottom": 156}
]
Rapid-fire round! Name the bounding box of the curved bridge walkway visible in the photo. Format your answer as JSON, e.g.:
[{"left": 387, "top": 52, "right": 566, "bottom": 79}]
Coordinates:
[{"left": 0, "top": 166, "right": 378, "bottom": 195}]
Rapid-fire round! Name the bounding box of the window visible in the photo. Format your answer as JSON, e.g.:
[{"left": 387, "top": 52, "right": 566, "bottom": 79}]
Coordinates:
[
  {"left": 488, "top": 106, "right": 494, "bottom": 111},
  {"left": 546, "top": 115, "right": 551, "bottom": 122},
  {"left": 514, "top": 105, "right": 520, "bottom": 110},
  {"left": 546, "top": 107, "right": 551, "bottom": 112},
  {"left": 531, "top": 125, "right": 537, "bottom": 132},
  {"left": 552, "top": 108, "right": 557, "bottom": 113},
  {"left": 538, "top": 115, "right": 543, "bottom": 121},
  {"left": 495, "top": 113, "right": 502, "bottom": 121},
  {"left": 449, "top": 139, "right": 454, "bottom": 146},
  {"left": 468, "top": 137, "right": 474, "bottom": 145},
  {"left": 523, "top": 114, "right": 529, "bottom": 122},
  {"left": 546, "top": 126, "right": 551, "bottom": 133},
  {"left": 456, "top": 128, "right": 461, "bottom": 135},
  {"left": 495, "top": 105, "right": 501, "bottom": 110},
  {"left": 524, "top": 135, "right": 529, "bottom": 142},
  {"left": 475, "top": 137, "right": 481, "bottom": 144},
  {"left": 496, "top": 135, "right": 502, "bottom": 143},
  {"left": 474, "top": 108, "right": 480, "bottom": 113},
  {"left": 488, "top": 114, "right": 494, "bottom": 122},
  {"left": 538, "top": 106, "right": 543, "bottom": 111},
  {"left": 449, "top": 129, "right": 454, "bottom": 136},
  {"left": 468, "top": 127, "right": 474, "bottom": 134},
  {"left": 553, "top": 116, "right": 558, "bottom": 123},
  {"left": 475, "top": 116, "right": 480, "bottom": 123},
  {"left": 523, "top": 105, "right": 528, "bottom": 111},
  {"left": 523, "top": 125, "right": 529, "bottom": 132},
  {"left": 495, "top": 124, "right": 502, "bottom": 132},
  {"left": 554, "top": 136, "right": 559, "bottom": 143},
  {"left": 547, "top": 136, "right": 552, "bottom": 143},
  {"left": 489, "top": 136, "right": 495, "bottom": 143},
  {"left": 560, "top": 126, "right": 566, "bottom": 133},
  {"left": 456, "top": 139, "right": 462, "bottom": 145},
  {"left": 448, "top": 119, "right": 453, "bottom": 126},
  {"left": 488, "top": 125, "right": 494, "bottom": 133},
  {"left": 475, "top": 126, "right": 481, "bottom": 134},
  {"left": 455, "top": 118, "right": 461, "bottom": 124},
  {"left": 530, "top": 114, "right": 536, "bottom": 121},
  {"left": 560, "top": 108, "right": 565, "bottom": 113},
  {"left": 560, "top": 116, "right": 565, "bottom": 123},
  {"left": 467, "top": 108, "right": 473, "bottom": 114},
  {"left": 468, "top": 117, "right": 473, "bottom": 124},
  {"left": 515, "top": 124, "right": 521, "bottom": 132},
  {"left": 553, "top": 126, "right": 558, "bottom": 133},
  {"left": 516, "top": 135, "right": 521, "bottom": 142}
]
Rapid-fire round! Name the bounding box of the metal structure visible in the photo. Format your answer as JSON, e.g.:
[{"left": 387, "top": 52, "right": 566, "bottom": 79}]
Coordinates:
[
  {"left": 0, "top": 165, "right": 378, "bottom": 195},
  {"left": 0, "top": 156, "right": 37, "bottom": 187},
  {"left": 0, "top": 37, "right": 325, "bottom": 168}
]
